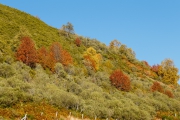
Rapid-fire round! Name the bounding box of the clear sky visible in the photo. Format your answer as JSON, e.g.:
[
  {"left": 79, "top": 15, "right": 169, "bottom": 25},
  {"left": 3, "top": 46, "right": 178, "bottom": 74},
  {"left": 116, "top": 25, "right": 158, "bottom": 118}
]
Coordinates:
[{"left": 0, "top": 0, "right": 180, "bottom": 82}]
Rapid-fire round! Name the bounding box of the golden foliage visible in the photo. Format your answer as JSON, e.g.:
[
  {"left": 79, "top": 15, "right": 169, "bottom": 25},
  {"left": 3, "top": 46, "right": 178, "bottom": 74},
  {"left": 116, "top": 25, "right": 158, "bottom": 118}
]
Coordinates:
[
  {"left": 83, "top": 47, "right": 102, "bottom": 71},
  {"left": 0, "top": 102, "right": 69, "bottom": 120},
  {"left": 156, "top": 111, "right": 179, "bottom": 120},
  {"left": 158, "top": 59, "right": 179, "bottom": 85}
]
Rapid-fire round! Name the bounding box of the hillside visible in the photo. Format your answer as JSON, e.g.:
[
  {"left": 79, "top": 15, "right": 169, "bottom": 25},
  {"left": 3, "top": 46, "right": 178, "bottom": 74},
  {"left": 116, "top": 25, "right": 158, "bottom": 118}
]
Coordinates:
[{"left": 0, "top": 3, "right": 180, "bottom": 120}]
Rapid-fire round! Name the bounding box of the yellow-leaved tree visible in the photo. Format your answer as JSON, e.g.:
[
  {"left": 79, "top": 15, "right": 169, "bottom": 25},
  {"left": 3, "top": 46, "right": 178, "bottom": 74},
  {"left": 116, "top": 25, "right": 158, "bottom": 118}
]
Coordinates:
[
  {"left": 83, "top": 47, "right": 102, "bottom": 71},
  {"left": 158, "top": 59, "right": 179, "bottom": 86}
]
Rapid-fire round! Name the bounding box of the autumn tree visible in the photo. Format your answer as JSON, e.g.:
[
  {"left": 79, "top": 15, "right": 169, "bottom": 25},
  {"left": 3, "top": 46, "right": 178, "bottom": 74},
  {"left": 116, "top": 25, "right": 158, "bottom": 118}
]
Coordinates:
[
  {"left": 37, "top": 47, "right": 48, "bottom": 67},
  {"left": 74, "top": 37, "right": 81, "bottom": 47},
  {"left": 13, "top": 26, "right": 32, "bottom": 51},
  {"left": 60, "top": 49, "right": 73, "bottom": 66},
  {"left": 50, "top": 42, "right": 62, "bottom": 62},
  {"left": 151, "top": 64, "right": 160, "bottom": 73},
  {"left": 151, "top": 81, "right": 163, "bottom": 93},
  {"left": 151, "top": 81, "right": 175, "bottom": 98},
  {"left": 16, "top": 37, "right": 37, "bottom": 68},
  {"left": 45, "top": 53, "right": 56, "bottom": 71},
  {"left": 37, "top": 47, "right": 55, "bottom": 71},
  {"left": 37, "top": 42, "right": 72, "bottom": 71},
  {"left": 83, "top": 47, "right": 102, "bottom": 71},
  {"left": 50, "top": 42, "right": 73, "bottom": 66},
  {"left": 109, "top": 69, "right": 131, "bottom": 91},
  {"left": 158, "top": 59, "right": 179, "bottom": 85},
  {"left": 164, "top": 90, "right": 174, "bottom": 98}
]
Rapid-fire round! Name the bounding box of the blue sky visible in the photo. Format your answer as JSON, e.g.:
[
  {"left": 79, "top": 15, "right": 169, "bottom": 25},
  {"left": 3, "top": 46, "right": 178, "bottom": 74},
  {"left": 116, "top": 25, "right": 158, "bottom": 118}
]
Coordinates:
[{"left": 0, "top": 0, "right": 180, "bottom": 82}]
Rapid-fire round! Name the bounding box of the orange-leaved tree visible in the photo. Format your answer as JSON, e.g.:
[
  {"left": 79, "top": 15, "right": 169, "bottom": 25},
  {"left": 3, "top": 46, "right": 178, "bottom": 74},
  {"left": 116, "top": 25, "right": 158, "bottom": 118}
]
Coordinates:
[
  {"left": 50, "top": 42, "right": 73, "bottom": 66},
  {"left": 110, "top": 69, "right": 131, "bottom": 91},
  {"left": 37, "top": 47, "right": 48, "bottom": 67},
  {"left": 37, "top": 47, "right": 55, "bottom": 71},
  {"left": 60, "top": 49, "right": 73, "bottom": 66},
  {"left": 16, "top": 36, "right": 37, "bottom": 68}
]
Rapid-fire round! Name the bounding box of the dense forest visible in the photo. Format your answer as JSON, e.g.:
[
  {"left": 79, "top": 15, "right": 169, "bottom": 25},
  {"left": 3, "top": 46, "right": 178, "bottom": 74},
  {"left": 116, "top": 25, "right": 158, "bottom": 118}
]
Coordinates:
[{"left": 0, "top": 3, "right": 180, "bottom": 120}]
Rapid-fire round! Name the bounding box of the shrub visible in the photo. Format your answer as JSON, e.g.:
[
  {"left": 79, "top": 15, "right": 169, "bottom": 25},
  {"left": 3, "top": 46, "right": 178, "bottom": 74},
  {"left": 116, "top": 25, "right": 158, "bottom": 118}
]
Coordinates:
[
  {"left": 151, "top": 64, "right": 160, "bottom": 73},
  {"left": 54, "top": 63, "right": 66, "bottom": 78},
  {"left": 0, "top": 63, "right": 15, "bottom": 78},
  {"left": 74, "top": 37, "right": 81, "bottom": 47},
  {"left": 151, "top": 81, "right": 163, "bottom": 93},
  {"left": 164, "top": 90, "right": 174, "bottom": 98}
]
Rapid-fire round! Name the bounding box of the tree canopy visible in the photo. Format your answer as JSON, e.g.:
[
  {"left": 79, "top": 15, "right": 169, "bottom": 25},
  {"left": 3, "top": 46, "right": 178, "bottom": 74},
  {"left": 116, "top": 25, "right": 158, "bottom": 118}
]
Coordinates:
[
  {"left": 158, "top": 59, "right": 179, "bottom": 85},
  {"left": 16, "top": 37, "right": 37, "bottom": 68}
]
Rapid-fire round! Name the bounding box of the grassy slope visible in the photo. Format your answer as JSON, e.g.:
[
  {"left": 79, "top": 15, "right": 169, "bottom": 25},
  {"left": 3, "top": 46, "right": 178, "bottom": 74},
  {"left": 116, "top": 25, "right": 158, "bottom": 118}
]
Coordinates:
[
  {"left": 0, "top": 4, "right": 59, "bottom": 44},
  {"left": 0, "top": 3, "right": 180, "bottom": 120}
]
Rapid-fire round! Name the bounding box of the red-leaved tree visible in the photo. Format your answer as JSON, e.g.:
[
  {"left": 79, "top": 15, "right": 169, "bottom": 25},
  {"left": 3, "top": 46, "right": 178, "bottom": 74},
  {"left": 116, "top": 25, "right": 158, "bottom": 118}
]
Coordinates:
[
  {"left": 74, "top": 37, "right": 81, "bottom": 47},
  {"left": 16, "top": 37, "right": 37, "bottom": 68},
  {"left": 151, "top": 81, "right": 163, "bottom": 93},
  {"left": 151, "top": 64, "right": 160, "bottom": 73},
  {"left": 164, "top": 90, "right": 174, "bottom": 98},
  {"left": 110, "top": 69, "right": 131, "bottom": 91}
]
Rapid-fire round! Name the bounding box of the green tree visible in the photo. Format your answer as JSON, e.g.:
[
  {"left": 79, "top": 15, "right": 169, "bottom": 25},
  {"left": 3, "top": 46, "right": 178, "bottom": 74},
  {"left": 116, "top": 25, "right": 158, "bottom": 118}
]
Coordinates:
[
  {"left": 119, "top": 44, "right": 136, "bottom": 60},
  {"left": 66, "top": 22, "right": 74, "bottom": 34},
  {"left": 60, "top": 22, "right": 74, "bottom": 37}
]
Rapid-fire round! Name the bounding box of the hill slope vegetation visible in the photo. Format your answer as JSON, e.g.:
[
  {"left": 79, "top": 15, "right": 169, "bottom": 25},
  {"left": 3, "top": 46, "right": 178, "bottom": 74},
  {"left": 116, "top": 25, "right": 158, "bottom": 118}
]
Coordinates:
[{"left": 0, "top": 3, "right": 180, "bottom": 120}]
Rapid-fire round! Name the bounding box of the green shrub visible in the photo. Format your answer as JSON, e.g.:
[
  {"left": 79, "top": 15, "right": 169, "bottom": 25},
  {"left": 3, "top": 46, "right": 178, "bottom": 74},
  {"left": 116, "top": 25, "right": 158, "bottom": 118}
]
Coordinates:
[{"left": 0, "top": 63, "right": 15, "bottom": 78}]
